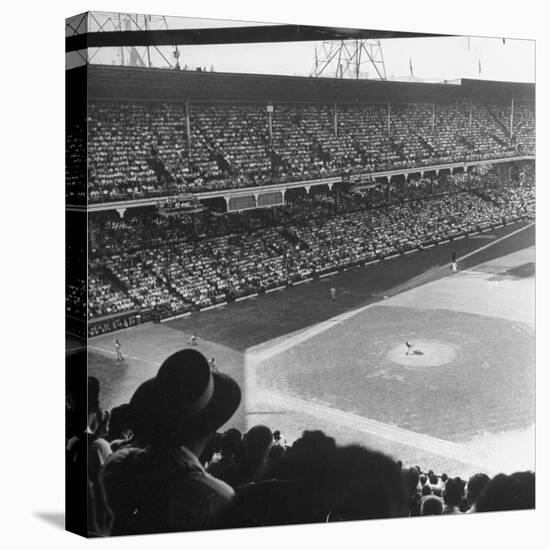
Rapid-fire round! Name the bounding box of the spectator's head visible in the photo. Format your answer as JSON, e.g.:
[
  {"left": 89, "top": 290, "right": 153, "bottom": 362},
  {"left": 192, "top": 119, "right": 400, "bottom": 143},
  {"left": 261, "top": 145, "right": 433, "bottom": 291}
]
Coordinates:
[
  {"left": 292, "top": 430, "right": 336, "bottom": 455},
  {"left": 326, "top": 445, "right": 408, "bottom": 521},
  {"left": 221, "top": 428, "right": 242, "bottom": 456},
  {"left": 475, "top": 472, "right": 535, "bottom": 512},
  {"left": 212, "top": 431, "right": 223, "bottom": 454},
  {"left": 128, "top": 349, "right": 241, "bottom": 453},
  {"left": 402, "top": 467, "right": 420, "bottom": 497},
  {"left": 466, "top": 473, "right": 491, "bottom": 507},
  {"left": 444, "top": 477, "right": 465, "bottom": 507},
  {"left": 245, "top": 425, "right": 273, "bottom": 464},
  {"left": 420, "top": 495, "right": 444, "bottom": 516},
  {"left": 422, "top": 485, "right": 432, "bottom": 496},
  {"left": 268, "top": 442, "right": 286, "bottom": 465},
  {"left": 419, "top": 474, "right": 428, "bottom": 487},
  {"left": 128, "top": 378, "right": 157, "bottom": 441},
  {"left": 108, "top": 403, "right": 131, "bottom": 439},
  {"left": 428, "top": 473, "right": 439, "bottom": 486}
]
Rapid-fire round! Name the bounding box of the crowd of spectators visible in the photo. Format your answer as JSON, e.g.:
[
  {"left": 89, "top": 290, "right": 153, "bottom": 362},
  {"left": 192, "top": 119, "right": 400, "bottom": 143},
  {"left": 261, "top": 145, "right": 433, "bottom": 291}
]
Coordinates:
[
  {"left": 66, "top": 280, "right": 86, "bottom": 320},
  {"left": 66, "top": 349, "right": 535, "bottom": 537},
  {"left": 66, "top": 119, "right": 87, "bottom": 204},
  {"left": 86, "top": 100, "right": 534, "bottom": 202},
  {"left": 87, "top": 313, "right": 146, "bottom": 338},
  {"left": 83, "top": 164, "right": 534, "bottom": 336}
]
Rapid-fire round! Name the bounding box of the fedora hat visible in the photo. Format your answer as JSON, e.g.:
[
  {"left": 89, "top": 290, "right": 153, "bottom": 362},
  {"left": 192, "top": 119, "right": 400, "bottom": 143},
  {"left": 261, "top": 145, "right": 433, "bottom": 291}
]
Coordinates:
[{"left": 129, "top": 349, "right": 241, "bottom": 443}]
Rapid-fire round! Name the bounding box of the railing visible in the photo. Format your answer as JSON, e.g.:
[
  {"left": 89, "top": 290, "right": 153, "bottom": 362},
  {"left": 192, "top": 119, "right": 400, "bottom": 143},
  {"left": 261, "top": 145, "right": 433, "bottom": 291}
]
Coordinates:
[
  {"left": 87, "top": 308, "right": 153, "bottom": 337},
  {"left": 83, "top": 154, "right": 535, "bottom": 213}
]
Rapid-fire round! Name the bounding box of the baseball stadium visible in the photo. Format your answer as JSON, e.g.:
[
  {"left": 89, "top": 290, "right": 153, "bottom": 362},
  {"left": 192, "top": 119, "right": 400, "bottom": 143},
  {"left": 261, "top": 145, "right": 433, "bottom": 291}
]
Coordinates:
[{"left": 65, "top": 13, "right": 535, "bottom": 535}]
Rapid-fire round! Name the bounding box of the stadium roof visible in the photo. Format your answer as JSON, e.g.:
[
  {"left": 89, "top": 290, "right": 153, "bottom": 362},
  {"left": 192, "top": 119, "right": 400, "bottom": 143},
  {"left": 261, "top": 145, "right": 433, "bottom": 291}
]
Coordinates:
[
  {"left": 79, "top": 64, "right": 535, "bottom": 104},
  {"left": 66, "top": 22, "right": 448, "bottom": 52}
]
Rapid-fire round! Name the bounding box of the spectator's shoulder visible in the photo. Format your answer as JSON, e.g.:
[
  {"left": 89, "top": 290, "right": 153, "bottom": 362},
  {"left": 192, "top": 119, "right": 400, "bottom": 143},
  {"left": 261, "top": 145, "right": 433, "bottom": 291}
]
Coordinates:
[
  {"left": 88, "top": 436, "right": 112, "bottom": 458},
  {"left": 166, "top": 468, "right": 235, "bottom": 529},
  {"left": 173, "top": 466, "right": 234, "bottom": 502}
]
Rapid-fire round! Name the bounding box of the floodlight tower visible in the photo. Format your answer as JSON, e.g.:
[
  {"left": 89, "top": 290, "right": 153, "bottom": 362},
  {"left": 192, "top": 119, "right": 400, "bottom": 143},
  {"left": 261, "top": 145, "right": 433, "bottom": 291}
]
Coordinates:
[
  {"left": 312, "top": 39, "right": 387, "bottom": 80},
  {"left": 78, "top": 11, "right": 179, "bottom": 68}
]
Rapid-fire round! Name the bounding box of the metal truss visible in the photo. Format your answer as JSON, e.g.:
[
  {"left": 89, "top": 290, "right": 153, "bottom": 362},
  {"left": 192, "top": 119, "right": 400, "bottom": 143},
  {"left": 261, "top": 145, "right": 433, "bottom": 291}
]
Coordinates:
[{"left": 312, "top": 39, "right": 387, "bottom": 80}]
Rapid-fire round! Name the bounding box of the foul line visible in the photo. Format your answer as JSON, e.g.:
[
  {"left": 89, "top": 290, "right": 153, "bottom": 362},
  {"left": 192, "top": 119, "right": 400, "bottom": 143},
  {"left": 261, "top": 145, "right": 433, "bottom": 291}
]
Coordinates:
[
  {"left": 254, "top": 388, "right": 497, "bottom": 473},
  {"left": 247, "top": 302, "right": 379, "bottom": 364},
  {"left": 88, "top": 345, "right": 160, "bottom": 367},
  {"left": 456, "top": 222, "right": 534, "bottom": 264}
]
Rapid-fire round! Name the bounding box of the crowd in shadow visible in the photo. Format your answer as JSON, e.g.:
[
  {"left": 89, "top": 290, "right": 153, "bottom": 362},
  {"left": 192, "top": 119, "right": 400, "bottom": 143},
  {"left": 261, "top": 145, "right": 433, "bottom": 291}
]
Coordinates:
[{"left": 66, "top": 348, "right": 535, "bottom": 537}]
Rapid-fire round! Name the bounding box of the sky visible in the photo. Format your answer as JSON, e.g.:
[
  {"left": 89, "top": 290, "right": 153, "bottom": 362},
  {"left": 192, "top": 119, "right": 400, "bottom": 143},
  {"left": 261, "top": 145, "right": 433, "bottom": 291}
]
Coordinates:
[{"left": 79, "top": 12, "right": 535, "bottom": 83}]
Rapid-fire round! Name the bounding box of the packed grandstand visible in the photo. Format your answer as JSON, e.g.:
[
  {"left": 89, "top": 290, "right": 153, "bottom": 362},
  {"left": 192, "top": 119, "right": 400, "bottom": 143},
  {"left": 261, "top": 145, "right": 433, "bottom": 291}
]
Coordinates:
[
  {"left": 65, "top": 66, "right": 534, "bottom": 337},
  {"left": 66, "top": 63, "right": 535, "bottom": 536}
]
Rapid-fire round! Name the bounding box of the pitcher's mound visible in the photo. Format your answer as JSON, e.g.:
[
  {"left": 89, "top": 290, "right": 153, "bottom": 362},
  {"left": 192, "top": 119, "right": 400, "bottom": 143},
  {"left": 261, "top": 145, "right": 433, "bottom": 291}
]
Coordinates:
[{"left": 387, "top": 340, "right": 457, "bottom": 368}]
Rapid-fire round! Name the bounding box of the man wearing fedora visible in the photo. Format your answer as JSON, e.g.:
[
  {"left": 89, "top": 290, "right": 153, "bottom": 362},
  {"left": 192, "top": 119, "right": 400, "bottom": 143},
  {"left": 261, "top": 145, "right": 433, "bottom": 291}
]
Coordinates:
[{"left": 100, "top": 348, "right": 242, "bottom": 536}]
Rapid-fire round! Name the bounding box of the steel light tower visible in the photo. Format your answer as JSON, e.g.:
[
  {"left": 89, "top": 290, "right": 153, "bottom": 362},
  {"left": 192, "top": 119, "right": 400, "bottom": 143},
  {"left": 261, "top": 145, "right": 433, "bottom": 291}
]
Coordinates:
[
  {"left": 66, "top": 11, "right": 180, "bottom": 68},
  {"left": 312, "top": 39, "right": 387, "bottom": 80}
]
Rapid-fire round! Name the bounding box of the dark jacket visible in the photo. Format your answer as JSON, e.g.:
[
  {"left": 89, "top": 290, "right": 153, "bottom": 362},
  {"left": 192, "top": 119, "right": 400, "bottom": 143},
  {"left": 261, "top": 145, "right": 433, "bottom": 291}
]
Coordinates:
[{"left": 100, "top": 444, "right": 234, "bottom": 535}]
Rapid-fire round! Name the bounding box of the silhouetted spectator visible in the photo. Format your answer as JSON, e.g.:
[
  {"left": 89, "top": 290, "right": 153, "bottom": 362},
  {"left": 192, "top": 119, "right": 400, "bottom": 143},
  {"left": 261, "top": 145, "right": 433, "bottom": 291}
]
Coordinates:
[
  {"left": 443, "top": 477, "right": 466, "bottom": 514},
  {"left": 207, "top": 428, "right": 242, "bottom": 480},
  {"left": 421, "top": 495, "right": 444, "bottom": 516},
  {"left": 267, "top": 442, "right": 286, "bottom": 467},
  {"left": 402, "top": 467, "right": 421, "bottom": 516},
  {"left": 104, "top": 403, "right": 132, "bottom": 452},
  {"left": 222, "top": 425, "right": 273, "bottom": 487},
  {"left": 273, "top": 429, "right": 286, "bottom": 447},
  {"left": 475, "top": 472, "right": 535, "bottom": 513},
  {"left": 465, "top": 473, "right": 491, "bottom": 513},
  {"left": 66, "top": 370, "right": 112, "bottom": 536},
  {"left": 100, "top": 349, "right": 241, "bottom": 535},
  {"left": 219, "top": 433, "right": 406, "bottom": 527}
]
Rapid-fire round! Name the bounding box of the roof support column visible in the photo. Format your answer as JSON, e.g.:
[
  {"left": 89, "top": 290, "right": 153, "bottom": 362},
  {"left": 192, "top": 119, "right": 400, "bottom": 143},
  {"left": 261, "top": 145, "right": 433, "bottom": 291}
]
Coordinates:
[
  {"left": 334, "top": 102, "right": 338, "bottom": 138},
  {"left": 267, "top": 104, "right": 273, "bottom": 141},
  {"left": 387, "top": 103, "right": 391, "bottom": 137},
  {"left": 510, "top": 97, "right": 514, "bottom": 140},
  {"left": 88, "top": 220, "right": 97, "bottom": 251},
  {"left": 185, "top": 100, "right": 191, "bottom": 154}
]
